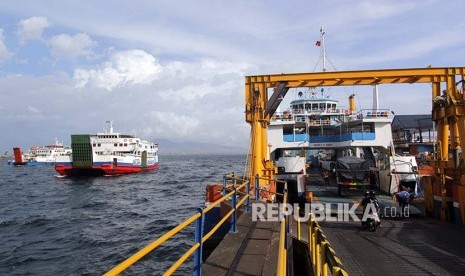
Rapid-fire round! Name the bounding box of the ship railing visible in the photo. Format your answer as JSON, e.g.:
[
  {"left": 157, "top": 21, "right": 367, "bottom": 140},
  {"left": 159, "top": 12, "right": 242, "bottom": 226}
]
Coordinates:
[
  {"left": 272, "top": 112, "right": 294, "bottom": 121},
  {"left": 305, "top": 213, "right": 349, "bottom": 276},
  {"left": 360, "top": 109, "right": 391, "bottom": 119},
  {"left": 104, "top": 173, "right": 253, "bottom": 276},
  {"left": 287, "top": 201, "right": 349, "bottom": 276}
]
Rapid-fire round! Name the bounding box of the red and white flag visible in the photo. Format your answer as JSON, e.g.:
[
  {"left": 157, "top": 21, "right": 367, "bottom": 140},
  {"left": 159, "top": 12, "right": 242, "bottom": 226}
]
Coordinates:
[{"left": 315, "top": 40, "right": 321, "bottom": 46}]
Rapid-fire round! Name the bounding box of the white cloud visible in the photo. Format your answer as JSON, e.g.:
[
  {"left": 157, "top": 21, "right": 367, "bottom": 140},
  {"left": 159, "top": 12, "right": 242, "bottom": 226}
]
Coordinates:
[
  {"left": 145, "top": 111, "right": 200, "bottom": 137},
  {"left": 17, "top": 16, "right": 50, "bottom": 43},
  {"left": 73, "top": 49, "right": 161, "bottom": 90},
  {"left": 0, "top": 28, "right": 12, "bottom": 61},
  {"left": 338, "top": 27, "right": 465, "bottom": 66},
  {"left": 357, "top": 1, "right": 416, "bottom": 20},
  {"left": 27, "top": 105, "right": 41, "bottom": 114},
  {"left": 49, "top": 33, "right": 95, "bottom": 59}
]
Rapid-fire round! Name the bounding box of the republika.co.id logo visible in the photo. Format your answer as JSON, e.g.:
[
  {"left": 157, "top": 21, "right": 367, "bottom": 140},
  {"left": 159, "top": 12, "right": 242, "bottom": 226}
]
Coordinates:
[{"left": 251, "top": 202, "right": 409, "bottom": 222}]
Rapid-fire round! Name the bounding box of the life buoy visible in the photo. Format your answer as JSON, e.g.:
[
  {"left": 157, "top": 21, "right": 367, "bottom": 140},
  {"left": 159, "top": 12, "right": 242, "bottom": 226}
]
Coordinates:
[{"left": 129, "top": 139, "right": 132, "bottom": 142}]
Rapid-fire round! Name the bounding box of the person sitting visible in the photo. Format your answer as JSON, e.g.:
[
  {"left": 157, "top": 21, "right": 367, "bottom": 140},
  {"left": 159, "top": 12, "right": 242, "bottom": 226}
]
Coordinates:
[
  {"left": 369, "top": 190, "right": 380, "bottom": 212},
  {"left": 361, "top": 191, "right": 381, "bottom": 227}
]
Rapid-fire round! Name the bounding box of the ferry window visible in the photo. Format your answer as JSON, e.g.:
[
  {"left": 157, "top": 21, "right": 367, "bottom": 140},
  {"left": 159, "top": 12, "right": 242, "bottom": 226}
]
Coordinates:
[
  {"left": 305, "top": 103, "right": 310, "bottom": 110},
  {"left": 114, "top": 143, "right": 118, "bottom": 147},
  {"left": 93, "top": 144, "right": 96, "bottom": 147},
  {"left": 119, "top": 143, "right": 123, "bottom": 147},
  {"left": 98, "top": 144, "right": 101, "bottom": 147},
  {"left": 124, "top": 143, "right": 127, "bottom": 146},
  {"left": 312, "top": 103, "right": 317, "bottom": 110},
  {"left": 283, "top": 126, "right": 293, "bottom": 135},
  {"left": 319, "top": 103, "right": 325, "bottom": 109}
]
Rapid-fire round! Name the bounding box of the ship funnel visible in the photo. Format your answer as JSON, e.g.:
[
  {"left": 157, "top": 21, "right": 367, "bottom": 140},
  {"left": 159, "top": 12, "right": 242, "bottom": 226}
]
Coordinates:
[
  {"left": 372, "top": 85, "right": 379, "bottom": 111},
  {"left": 13, "top": 147, "right": 23, "bottom": 163},
  {"left": 349, "top": 94, "right": 355, "bottom": 114},
  {"left": 105, "top": 121, "right": 113, "bottom": 133}
]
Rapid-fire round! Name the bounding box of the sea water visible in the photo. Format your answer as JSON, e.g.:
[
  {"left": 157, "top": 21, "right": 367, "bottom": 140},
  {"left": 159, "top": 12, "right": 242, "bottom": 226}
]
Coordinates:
[{"left": 0, "top": 154, "right": 246, "bottom": 275}]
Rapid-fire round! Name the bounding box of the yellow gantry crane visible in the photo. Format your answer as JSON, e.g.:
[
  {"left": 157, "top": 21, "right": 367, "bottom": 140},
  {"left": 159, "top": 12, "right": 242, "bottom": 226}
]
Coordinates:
[{"left": 245, "top": 67, "right": 465, "bottom": 223}]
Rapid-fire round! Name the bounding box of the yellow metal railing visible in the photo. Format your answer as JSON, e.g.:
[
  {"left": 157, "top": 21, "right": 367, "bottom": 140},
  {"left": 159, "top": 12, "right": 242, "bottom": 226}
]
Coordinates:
[
  {"left": 104, "top": 174, "right": 251, "bottom": 276},
  {"left": 307, "top": 214, "right": 349, "bottom": 276},
  {"left": 276, "top": 185, "right": 288, "bottom": 275}
]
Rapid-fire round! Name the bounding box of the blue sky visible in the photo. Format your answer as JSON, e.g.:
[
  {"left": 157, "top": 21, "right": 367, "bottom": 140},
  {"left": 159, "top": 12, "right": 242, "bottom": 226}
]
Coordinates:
[{"left": 0, "top": 0, "right": 464, "bottom": 152}]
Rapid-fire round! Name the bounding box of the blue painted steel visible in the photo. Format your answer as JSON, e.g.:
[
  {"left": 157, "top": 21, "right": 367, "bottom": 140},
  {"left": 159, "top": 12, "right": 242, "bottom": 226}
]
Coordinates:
[
  {"left": 231, "top": 187, "right": 237, "bottom": 233},
  {"left": 245, "top": 181, "right": 250, "bottom": 213},
  {"left": 255, "top": 174, "right": 259, "bottom": 200},
  {"left": 283, "top": 132, "right": 376, "bottom": 142},
  {"left": 193, "top": 208, "right": 204, "bottom": 276},
  {"left": 222, "top": 175, "right": 226, "bottom": 196}
]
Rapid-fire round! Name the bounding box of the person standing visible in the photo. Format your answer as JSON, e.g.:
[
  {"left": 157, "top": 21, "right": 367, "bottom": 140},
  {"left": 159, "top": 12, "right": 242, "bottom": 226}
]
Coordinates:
[{"left": 323, "top": 170, "right": 329, "bottom": 186}]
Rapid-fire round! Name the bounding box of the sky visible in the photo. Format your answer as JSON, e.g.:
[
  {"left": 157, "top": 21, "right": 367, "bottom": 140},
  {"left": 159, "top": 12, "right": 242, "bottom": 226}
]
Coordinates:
[{"left": 0, "top": 0, "right": 464, "bottom": 153}]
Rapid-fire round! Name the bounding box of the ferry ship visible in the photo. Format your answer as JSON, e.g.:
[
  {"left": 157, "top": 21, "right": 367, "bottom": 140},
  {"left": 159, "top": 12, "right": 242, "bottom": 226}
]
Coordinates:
[
  {"left": 8, "top": 140, "right": 71, "bottom": 166},
  {"left": 268, "top": 28, "right": 418, "bottom": 199},
  {"left": 55, "top": 121, "right": 159, "bottom": 176},
  {"left": 29, "top": 139, "right": 72, "bottom": 164}
]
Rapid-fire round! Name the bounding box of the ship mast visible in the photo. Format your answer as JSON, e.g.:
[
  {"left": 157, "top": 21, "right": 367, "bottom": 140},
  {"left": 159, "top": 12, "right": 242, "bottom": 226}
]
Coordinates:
[{"left": 320, "top": 26, "right": 327, "bottom": 72}]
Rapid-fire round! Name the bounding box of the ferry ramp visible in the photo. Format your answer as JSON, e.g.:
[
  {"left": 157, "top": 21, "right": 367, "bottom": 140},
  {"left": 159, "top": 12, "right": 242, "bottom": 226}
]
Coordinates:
[
  {"left": 319, "top": 218, "right": 465, "bottom": 275},
  {"left": 306, "top": 169, "right": 465, "bottom": 275}
]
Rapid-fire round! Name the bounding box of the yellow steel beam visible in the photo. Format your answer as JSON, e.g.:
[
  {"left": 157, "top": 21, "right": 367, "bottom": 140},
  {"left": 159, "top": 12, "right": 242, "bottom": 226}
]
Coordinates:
[{"left": 246, "top": 67, "right": 465, "bottom": 86}]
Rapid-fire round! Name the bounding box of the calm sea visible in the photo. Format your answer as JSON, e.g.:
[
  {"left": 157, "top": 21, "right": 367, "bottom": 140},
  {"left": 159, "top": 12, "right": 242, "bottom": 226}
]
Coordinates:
[{"left": 0, "top": 154, "right": 246, "bottom": 275}]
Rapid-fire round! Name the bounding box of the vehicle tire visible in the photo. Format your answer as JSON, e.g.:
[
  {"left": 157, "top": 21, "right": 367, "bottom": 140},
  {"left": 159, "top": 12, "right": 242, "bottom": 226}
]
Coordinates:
[{"left": 367, "top": 219, "right": 376, "bottom": 232}]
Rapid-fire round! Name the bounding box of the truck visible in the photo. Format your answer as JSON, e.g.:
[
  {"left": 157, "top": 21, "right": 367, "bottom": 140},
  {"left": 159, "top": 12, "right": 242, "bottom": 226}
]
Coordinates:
[{"left": 335, "top": 156, "right": 371, "bottom": 196}]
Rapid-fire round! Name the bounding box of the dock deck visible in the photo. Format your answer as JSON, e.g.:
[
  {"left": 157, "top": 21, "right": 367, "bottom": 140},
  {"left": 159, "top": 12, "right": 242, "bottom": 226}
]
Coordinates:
[{"left": 203, "top": 204, "right": 280, "bottom": 275}]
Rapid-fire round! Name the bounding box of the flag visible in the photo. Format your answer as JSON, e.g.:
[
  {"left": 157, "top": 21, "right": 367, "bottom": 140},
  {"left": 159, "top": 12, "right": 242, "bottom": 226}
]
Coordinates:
[{"left": 315, "top": 40, "right": 321, "bottom": 46}]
